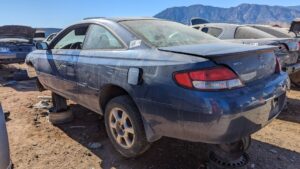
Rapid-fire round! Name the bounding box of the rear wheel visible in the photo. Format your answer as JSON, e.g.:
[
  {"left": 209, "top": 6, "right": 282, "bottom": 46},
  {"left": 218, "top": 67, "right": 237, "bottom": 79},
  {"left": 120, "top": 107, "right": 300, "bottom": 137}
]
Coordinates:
[{"left": 104, "top": 95, "right": 150, "bottom": 158}]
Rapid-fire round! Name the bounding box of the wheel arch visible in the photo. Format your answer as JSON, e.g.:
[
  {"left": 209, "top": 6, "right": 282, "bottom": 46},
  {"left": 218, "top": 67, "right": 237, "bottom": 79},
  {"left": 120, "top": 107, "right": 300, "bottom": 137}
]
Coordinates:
[{"left": 99, "top": 84, "right": 159, "bottom": 142}]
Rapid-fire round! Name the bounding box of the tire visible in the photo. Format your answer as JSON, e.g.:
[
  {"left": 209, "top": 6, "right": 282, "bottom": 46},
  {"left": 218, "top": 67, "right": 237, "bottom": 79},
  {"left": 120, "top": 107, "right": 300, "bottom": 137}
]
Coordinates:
[
  {"left": 48, "top": 110, "right": 74, "bottom": 125},
  {"left": 104, "top": 95, "right": 150, "bottom": 158},
  {"left": 51, "top": 92, "right": 68, "bottom": 112},
  {"left": 290, "top": 71, "right": 300, "bottom": 88}
]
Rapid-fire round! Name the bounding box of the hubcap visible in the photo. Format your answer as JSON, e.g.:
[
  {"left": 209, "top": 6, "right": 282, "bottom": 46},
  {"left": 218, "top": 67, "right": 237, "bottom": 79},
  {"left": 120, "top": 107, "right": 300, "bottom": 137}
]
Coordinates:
[{"left": 109, "top": 108, "right": 135, "bottom": 149}]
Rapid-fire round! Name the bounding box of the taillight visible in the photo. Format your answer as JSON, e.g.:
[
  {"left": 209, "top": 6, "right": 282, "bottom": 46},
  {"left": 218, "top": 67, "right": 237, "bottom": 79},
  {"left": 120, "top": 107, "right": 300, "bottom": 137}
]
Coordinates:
[
  {"left": 298, "top": 42, "right": 300, "bottom": 50},
  {"left": 275, "top": 57, "right": 281, "bottom": 73},
  {"left": 174, "top": 66, "right": 243, "bottom": 90}
]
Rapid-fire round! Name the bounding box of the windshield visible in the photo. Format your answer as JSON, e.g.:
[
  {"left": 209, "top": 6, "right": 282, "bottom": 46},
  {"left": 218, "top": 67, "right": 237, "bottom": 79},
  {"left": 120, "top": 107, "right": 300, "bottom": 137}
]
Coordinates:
[
  {"left": 121, "top": 20, "right": 219, "bottom": 47},
  {"left": 253, "top": 26, "right": 294, "bottom": 38}
]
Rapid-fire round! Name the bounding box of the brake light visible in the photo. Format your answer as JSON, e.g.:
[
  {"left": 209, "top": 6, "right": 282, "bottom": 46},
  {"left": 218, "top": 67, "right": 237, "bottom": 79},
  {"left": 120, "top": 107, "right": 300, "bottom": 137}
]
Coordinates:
[
  {"left": 275, "top": 57, "right": 281, "bottom": 73},
  {"left": 174, "top": 66, "right": 243, "bottom": 90}
]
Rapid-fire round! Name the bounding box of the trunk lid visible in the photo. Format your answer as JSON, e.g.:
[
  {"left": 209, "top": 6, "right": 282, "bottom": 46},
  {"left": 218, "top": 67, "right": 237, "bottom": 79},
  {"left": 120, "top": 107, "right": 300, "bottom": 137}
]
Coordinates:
[
  {"left": 159, "top": 42, "right": 277, "bottom": 83},
  {"left": 0, "top": 25, "right": 35, "bottom": 40}
]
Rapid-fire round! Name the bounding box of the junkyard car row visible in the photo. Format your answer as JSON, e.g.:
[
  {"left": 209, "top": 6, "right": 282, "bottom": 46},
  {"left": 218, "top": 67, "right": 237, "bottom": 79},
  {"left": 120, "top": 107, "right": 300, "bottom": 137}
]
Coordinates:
[{"left": 1, "top": 17, "right": 300, "bottom": 169}]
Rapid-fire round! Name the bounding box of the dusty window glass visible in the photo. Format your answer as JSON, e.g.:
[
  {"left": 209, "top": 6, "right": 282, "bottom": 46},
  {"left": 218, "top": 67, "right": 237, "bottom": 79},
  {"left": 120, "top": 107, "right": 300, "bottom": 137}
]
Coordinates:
[
  {"left": 84, "top": 25, "right": 123, "bottom": 49},
  {"left": 201, "top": 27, "right": 222, "bottom": 37},
  {"left": 235, "top": 26, "right": 275, "bottom": 39},
  {"left": 252, "top": 26, "right": 293, "bottom": 38},
  {"left": 54, "top": 27, "right": 88, "bottom": 49},
  {"left": 121, "top": 20, "right": 219, "bottom": 47}
]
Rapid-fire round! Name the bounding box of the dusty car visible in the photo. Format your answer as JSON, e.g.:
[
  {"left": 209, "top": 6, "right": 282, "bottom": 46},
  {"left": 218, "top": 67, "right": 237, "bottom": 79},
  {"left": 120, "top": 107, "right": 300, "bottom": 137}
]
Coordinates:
[
  {"left": 247, "top": 24, "right": 300, "bottom": 87},
  {"left": 26, "top": 18, "right": 288, "bottom": 163},
  {"left": 193, "top": 23, "right": 300, "bottom": 76},
  {"left": 33, "top": 30, "right": 46, "bottom": 42},
  {"left": 0, "top": 103, "right": 11, "bottom": 169},
  {"left": 44, "top": 33, "right": 57, "bottom": 43},
  {"left": 0, "top": 25, "right": 36, "bottom": 64}
]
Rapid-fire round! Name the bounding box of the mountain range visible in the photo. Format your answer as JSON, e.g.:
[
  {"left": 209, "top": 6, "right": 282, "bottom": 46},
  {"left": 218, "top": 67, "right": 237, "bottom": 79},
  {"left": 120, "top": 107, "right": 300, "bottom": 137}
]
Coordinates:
[{"left": 154, "top": 3, "right": 300, "bottom": 25}]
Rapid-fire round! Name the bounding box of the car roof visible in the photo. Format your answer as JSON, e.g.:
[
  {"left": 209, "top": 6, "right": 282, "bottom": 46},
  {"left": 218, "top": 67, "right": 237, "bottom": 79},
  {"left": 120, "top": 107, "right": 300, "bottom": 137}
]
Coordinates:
[
  {"left": 83, "top": 17, "right": 160, "bottom": 22},
  {"left": 193, "top": 23, "right": 241, "bottom": 27}
]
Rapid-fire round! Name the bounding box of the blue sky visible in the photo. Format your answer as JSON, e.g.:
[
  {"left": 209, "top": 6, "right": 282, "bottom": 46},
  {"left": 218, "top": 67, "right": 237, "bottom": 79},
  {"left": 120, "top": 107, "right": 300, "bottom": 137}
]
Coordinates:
[{"left": 0, "top": 0, "right": 299, "bottom": 28}]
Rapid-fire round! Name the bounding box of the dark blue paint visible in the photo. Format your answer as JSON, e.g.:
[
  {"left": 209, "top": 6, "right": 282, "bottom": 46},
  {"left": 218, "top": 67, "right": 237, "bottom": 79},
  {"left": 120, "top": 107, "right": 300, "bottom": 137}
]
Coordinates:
[{"left": 26, "top": 18, "right": 288, "bottom": 144}]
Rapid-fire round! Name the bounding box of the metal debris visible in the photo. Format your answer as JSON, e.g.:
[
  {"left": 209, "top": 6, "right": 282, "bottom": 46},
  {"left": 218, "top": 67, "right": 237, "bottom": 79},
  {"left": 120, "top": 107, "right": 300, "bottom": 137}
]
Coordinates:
[
  {"left": 88, "top": 142, "right": 102, "bottom": 149},
  {"left": 269, "top": 149, "right": 278, "bottom": 154},
  {"left": 70, "top": 126, "right": 86, "bottom": 129},
  {"left": 33, "top": 100, "right": 52, "bottom": 109},
  {"left": 37, "top": 96, "right": 52, "bottom": 101}
]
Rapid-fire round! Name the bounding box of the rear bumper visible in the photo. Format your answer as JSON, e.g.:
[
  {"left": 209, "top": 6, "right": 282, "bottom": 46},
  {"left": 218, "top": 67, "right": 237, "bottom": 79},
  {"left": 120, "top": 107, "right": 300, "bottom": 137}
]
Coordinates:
[
  {"left": 0, "top": 52, "right": 27, "bottom": 64},
  {"left": 285, "top": 62, "right": 300, "bottom": 74},
  {"left": 137, "top": 73, "right": 288, "bottom": 144}
]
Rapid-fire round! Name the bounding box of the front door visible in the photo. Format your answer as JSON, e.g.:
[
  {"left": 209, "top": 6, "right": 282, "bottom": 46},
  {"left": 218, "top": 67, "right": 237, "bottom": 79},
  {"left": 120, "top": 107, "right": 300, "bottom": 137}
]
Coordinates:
[
  {"left": 76, "top": 24, "right": 126, "bottom": 112},
  {"left": 39, "top": 25, "right": 90, "bottom": 100}
]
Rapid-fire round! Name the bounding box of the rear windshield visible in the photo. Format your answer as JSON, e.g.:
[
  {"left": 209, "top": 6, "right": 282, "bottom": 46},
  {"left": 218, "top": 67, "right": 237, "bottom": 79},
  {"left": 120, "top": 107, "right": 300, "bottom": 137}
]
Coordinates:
[
  {"left": 120, "top": 20, "right": 219, "bottom": 47},
  {"left": 252, "top": 26, "right": 293, "bottom": 38},
  {"left": 235, "top": 26, "right": 276, "bottom": 39}
]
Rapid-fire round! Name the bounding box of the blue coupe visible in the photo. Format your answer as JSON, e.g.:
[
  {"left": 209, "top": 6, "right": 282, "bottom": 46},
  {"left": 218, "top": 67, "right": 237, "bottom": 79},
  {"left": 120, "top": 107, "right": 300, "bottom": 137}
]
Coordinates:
[{"left": 26, "top": 17, "right": 288, "bottom": 159}]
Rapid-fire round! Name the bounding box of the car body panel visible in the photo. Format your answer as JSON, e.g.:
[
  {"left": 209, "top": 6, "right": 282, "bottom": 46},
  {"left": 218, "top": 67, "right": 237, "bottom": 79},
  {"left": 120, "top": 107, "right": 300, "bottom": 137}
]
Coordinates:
[
  {"left": 26, "top": 18, "right": 288, "bottom": 144},
  {"left": 0, "top": 104, "right": 11, "bottom": 169}
]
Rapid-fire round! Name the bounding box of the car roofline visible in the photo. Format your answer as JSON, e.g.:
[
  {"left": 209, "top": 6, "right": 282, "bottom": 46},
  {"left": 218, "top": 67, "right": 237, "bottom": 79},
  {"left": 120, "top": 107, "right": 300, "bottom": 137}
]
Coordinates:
[{"left": 82, "top": 17, "right": 162, "bottom": 23}]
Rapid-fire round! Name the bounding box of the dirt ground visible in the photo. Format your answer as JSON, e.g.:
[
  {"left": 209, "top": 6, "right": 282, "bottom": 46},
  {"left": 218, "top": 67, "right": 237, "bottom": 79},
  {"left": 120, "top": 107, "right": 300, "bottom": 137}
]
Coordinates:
[{"left": 0, "top": 64, "right": 299, "bottom": 169}]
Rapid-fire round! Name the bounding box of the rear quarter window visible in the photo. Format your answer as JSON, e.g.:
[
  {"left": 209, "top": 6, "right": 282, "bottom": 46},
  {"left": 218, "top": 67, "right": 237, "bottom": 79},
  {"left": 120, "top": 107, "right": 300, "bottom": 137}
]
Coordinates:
[
  {"left": 235, "top": 26, "right": 275, "bottom": 39},
  {"left": 201, "top": 27, "right": 223, "bottom": 37}
]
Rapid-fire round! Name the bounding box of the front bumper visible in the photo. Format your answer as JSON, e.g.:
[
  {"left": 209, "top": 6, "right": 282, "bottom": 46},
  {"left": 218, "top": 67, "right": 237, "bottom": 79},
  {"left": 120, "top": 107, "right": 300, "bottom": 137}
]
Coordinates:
[
  {"left": 6, "top": 160, "right": 12, "bottom": 169},
  {"left": 138, "top": 73, "right": 288, "bottom": 144},
  {"left": 0, "top": 104, "right": 11, "bottom": 169}
]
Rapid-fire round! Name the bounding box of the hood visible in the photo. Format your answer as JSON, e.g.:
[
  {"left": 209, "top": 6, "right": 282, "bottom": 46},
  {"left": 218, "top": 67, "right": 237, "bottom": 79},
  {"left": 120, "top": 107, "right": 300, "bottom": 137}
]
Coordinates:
[
  {"left": 290, "top": 19, "right": 300, "bottom": 34},
  {"left": 158, "top": 42, "right": 276, "bottom": 58},
  {"left": 224, "top": 38, "right": 299, "bottom": 52},
  {"left": 0, "top": 25, "right": 35, "bottom": 39}
]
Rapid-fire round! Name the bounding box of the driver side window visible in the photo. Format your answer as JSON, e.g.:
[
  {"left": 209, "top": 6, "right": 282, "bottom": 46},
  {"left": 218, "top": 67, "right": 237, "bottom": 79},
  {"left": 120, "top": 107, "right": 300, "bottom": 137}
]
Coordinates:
[{"left": 53, "top": 26, "right": 89, "bottom": 50}]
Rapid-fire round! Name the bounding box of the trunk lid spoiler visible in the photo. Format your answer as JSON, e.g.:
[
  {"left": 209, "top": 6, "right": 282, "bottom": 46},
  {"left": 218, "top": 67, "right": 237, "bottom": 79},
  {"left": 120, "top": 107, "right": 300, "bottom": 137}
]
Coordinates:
[{"left": 158, "top": 42, "right": 276, "bottom": 58}]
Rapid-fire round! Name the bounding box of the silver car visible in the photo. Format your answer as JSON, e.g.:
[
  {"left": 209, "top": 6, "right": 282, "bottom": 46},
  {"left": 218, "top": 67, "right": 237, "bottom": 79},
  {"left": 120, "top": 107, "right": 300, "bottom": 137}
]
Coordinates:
[{"left": 0, "top": 103, "right": 11, "bottom": 169}]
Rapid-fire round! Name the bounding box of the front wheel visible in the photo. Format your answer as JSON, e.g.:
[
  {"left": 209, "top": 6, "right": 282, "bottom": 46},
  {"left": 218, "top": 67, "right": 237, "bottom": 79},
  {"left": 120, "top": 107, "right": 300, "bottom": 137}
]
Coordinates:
[{"left": 104, "top": 95, "right": 150, "bottom": 158}]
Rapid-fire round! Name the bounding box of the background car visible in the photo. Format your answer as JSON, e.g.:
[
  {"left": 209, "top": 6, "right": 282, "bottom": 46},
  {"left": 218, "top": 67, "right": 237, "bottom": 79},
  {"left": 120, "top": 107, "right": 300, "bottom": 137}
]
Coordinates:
[
  {"left": 247, "top": 24, "right": 300, "bottom": 87},
  {"left": 0, "top": 103, "right": 11, "bottom": 169},
  {"left": 193, "top": 23, "right": 300, "bottom": 81},
  {"left": 0, "top": 25, "right": 36, "bottom": 64},
  {"left": 44, "top": 33, "right": 58, "bottom": 43},
  {"left": 33, "top": 30, "right": 46, "bottom": 42},
  {"left": 26, "top": 18, "right": 288, "bottom": 162}
]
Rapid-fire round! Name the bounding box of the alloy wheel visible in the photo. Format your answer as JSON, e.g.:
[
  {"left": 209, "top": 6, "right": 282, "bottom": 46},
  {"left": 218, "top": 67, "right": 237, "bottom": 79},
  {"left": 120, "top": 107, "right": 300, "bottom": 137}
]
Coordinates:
[{"left": 109, "top": 108, "right": 135, "bottom": 149}]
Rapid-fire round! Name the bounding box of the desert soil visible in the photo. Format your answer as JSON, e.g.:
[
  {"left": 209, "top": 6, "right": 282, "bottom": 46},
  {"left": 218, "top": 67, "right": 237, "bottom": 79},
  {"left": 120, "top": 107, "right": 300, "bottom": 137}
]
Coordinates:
[{"left": 0, "top": 64, "right": 299, "bottom": 169}]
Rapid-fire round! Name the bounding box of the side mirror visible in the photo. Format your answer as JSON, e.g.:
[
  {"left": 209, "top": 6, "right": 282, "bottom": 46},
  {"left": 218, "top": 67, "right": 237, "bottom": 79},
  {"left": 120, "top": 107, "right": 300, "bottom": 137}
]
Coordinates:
[{"left": 36, "top": 42, "right": 48, "bottom": 50}]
